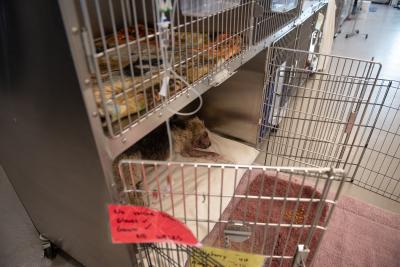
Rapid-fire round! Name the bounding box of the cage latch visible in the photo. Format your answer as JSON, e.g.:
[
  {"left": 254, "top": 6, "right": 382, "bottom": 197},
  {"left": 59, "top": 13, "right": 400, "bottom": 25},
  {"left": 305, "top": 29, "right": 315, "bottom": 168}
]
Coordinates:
[
  {"left": 81, "top": 28, "right": 96, "bottom": 74},
  {"left": 292, "top": 244, "right": 310, "bottom": 267},
  {"left": 223, "top": 221, "right": 251, "bottom": 248}
]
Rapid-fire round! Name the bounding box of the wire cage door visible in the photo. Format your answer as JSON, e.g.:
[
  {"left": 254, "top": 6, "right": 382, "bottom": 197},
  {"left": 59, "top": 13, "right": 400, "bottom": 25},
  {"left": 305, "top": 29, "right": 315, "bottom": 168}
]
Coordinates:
[
  {"left": 351, "top": 80, "right": 400, "bottom": 202},
  {"left": 252, "top": 0, "right": 303, "bottom": 44},
  {"left": 118, "top": 160, "right": 345, "bottom": 267},
  {"left": 258, "top": 47, "right": 382, "bottom": 181},
  {"left": 76, "top": 0, "right": 253, "bottom": 137}
]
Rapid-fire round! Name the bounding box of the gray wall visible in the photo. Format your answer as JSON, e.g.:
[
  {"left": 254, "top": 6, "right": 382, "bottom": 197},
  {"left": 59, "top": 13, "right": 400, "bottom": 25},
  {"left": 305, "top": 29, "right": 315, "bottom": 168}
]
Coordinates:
[{"left": 0, "top": 1, "right": 133, "bottom": 266}]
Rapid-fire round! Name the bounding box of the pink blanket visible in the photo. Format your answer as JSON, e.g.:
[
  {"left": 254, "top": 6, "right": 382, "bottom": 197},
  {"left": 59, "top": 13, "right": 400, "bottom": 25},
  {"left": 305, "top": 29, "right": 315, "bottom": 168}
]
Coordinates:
[{"left": 313, "top": 196, "right": 400, "bottom": 267}]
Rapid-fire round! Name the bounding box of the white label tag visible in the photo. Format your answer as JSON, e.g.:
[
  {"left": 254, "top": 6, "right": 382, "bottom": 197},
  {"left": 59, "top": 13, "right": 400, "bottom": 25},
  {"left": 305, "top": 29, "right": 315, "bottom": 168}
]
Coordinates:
[
  {"left": 160, "top": 76, "right": 170, "bottom": 97},
  {"left": 315, "top": 13, "right": 325, "bottom": 31}
]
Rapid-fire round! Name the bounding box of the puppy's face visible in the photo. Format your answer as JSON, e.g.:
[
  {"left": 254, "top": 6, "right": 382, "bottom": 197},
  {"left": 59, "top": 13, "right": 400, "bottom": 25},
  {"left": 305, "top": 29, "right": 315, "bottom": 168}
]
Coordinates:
[
  {"left": 193, "top": 129, "right": 211, "bottom": 149},
  {"left": 189, "top": 118, "right": 212, "bottom": 149}
]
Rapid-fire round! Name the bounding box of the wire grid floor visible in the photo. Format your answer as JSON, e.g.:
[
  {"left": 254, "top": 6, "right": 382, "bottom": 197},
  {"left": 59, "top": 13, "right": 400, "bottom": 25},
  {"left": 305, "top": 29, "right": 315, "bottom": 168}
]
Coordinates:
[{"left": 253, "top": 0, "right": 303, "bottom": 44}]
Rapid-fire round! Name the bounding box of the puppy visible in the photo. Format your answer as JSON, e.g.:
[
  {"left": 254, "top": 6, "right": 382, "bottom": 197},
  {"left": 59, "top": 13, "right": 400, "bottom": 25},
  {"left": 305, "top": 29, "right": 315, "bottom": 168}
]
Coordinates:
[
  {"left": 119, "top": 116, "right": 220, "bottom": 161},
  {"left": 171, "top": 116, "right": 221, "bottom": 161},
  {"left": 114, "top": 116, "right": 220, "bottom": 204}
]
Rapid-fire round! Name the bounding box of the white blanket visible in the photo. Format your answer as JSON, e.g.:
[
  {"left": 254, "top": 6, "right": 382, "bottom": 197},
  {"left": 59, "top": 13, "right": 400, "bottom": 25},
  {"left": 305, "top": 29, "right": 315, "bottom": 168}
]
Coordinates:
[{"left": 138, "top": 132, "right": 259, "bottom": 241}]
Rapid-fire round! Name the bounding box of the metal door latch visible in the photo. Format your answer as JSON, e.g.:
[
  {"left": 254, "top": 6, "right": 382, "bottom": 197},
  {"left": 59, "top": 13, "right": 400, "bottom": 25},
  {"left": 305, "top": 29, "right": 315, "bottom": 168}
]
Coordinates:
[
  {"left": 292, "top": 244, "right": 310, "bottom": 267},
  {"left": 224, "top": 221, "right": 252, "bottom": 248}
]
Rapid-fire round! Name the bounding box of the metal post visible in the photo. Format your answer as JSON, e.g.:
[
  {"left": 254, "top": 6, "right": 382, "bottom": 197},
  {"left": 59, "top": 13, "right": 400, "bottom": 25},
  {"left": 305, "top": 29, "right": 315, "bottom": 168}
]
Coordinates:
[{"left": 292, "top": 244, "right": 310, "bottom": 267}]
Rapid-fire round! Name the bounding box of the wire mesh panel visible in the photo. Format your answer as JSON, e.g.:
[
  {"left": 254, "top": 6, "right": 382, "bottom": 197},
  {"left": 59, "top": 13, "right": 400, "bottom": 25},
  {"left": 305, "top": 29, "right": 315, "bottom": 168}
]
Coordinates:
[
  {"left": 272, "top": 27, "right": 298, "bottom": 50},
  {"left": 253, "top": 0, "right": 303, "bottom": 44},
  {"left": 263, "top": 30, "right": 299, "bottom": 140},
  {"left": 77, "top": 0, "right": 253, "bottom": 137},
  {"left": 258, "top": 47, "right": 382, "bottom": 181},
  {"left": 351, "top": 80, "right": 400, "bottom": 202},
  {"left": 118, "top": 160, "right": 345, "bottom": 266},
  {"left": 265, "top": 9, "right": 328, "bottom": 122}
]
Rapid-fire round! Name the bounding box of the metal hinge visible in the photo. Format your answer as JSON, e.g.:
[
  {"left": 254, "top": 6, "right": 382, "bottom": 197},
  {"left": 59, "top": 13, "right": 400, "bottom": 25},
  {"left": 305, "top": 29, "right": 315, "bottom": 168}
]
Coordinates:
[
  {"left": 223, "top": 221, "right": 251, "bottom": 248},
  {"left": 292, "top": 244, "right": 310, "bottom": 267},
  {"left": 81, "top": 28, "right": 96, "bottom": 74}
]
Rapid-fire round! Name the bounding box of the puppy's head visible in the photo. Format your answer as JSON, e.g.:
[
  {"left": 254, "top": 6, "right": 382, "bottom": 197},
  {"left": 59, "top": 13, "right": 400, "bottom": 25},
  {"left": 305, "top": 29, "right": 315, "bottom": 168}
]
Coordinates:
[{"left": 188, "top": 117, "right": 211, "bottom": 149}]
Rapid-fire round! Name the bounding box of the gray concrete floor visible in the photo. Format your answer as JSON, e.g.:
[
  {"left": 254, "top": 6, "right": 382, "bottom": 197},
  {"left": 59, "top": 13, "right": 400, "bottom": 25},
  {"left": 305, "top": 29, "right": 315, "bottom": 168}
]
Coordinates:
[
  {"left": 0, "top": 166, "right": 79, "bottom": 267},
  {"left": 1, "top": 3, "right": 400, "bottom": 267},
  {"left": 332, "top": 4, "right": 400, "bottom": 80}
]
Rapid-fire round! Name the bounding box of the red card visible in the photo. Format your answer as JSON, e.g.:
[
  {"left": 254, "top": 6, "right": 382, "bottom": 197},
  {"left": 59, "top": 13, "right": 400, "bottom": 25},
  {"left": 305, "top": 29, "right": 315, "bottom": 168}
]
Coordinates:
[{"left": 108, "top": 204, "right": 199, "bottom": 246}]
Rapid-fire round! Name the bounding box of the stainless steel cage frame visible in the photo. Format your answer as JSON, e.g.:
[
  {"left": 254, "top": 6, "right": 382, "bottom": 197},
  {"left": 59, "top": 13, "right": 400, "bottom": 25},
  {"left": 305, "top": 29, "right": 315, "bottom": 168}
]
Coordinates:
[
  {"left": 118, "top": 160, "right": 345, "bottom": 267},
  {"left": 197, "top": 3, "right": 328, "bottom": 148},
  {"left": 262, "top": 9, "right": 326, "bottom": 138},
  {"left": 253, "top": 0, "right": 304, "bottom": 44},
  {"left": 9, "top": 2, "right": 400, "bottom": 267},
  {"left": 78, "top": 0, "right": 253, "bottom": 138},
  {"left": 272, "top": 7, "right": 327, "bottom": 76},
  {"left": 272, "top": 27, "right": 298, "bottom": 51},
  {"left": 295, "top": 7, "right": 327, "bottom": 54},
  {"left": 60, "top": 0, "right": 328, "bottom": 160}
]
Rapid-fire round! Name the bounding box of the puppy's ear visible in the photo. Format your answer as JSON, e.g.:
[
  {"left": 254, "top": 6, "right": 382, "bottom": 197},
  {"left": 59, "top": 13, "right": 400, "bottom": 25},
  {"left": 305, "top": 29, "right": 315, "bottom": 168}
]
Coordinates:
[
  {"left": 170, "top": 115, "right": 187, "bottom": 129},
  {"left": 170, "top": 114, "right": 179, "bottom": 123}
]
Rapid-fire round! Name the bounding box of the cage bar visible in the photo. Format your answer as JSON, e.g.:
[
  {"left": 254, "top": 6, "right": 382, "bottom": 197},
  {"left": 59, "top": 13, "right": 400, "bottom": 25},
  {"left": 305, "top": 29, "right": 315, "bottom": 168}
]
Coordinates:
[
  {"left": 78, "top": 0, "right": 253, "bottom": 137},
  {"left": 351, "top": 80, "right": 400, "bottom": 202},
  {"left": 258, "top": 47, "right": 382, "bottom": 179},
  {"left": 118, "top": 160, "right": 345, "bottom": 266}
]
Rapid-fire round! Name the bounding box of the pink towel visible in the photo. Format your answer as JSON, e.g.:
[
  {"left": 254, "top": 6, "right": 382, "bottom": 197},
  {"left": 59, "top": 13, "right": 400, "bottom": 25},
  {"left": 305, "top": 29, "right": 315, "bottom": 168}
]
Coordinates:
[{"left": 313, "top": 196, "right": 400, "bottom": 267}]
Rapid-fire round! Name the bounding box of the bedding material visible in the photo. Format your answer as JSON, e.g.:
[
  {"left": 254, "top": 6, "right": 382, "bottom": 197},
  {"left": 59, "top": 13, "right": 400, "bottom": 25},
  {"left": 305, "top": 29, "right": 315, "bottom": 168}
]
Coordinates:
[
  {"left": 202, "top": 170, "right": 328, "bottom": 267},
  {"left": 125, "top": 132, "right": 259, "bottom": 240},
  {"left": 91, "top": 27, "right": 242, "bottom": 128},
  {"left": 313, "top": 196, "right": 400, "bottom": 267}
]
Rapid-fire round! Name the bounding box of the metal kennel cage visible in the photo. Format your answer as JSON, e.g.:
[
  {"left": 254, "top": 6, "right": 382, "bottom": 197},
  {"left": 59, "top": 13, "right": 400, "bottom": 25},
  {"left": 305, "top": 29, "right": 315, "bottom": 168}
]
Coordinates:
[
  {"left": 77, "top": 0, "right": 253, "bottom": 137},
  {"left": 263, "top": 30, "right": 299, "bottom": 140},
  {"left": 3, "top": 2, "right": 357, "bottom": 267},
  {"left": 271, "top": 11, "right": 326, "bottom": 74},
  {"left": 198, "top": 3, "right": 327, "bottom": 146},
  {"left": 295, "top": 7, "right": 326, "bottom": 55},
  {"left": 262, "top": 10, "right": 326, "bottom": 137},
  {"left": 258, "top": 47, "right": 381, "bottom": 169},
  {"left": 258, "top": 47, "right": 400, "bottom": 203},
  {"left": 58, "top": 0, "right": 328, "bottom": 162},
  {"left": 118, "top": 160, "right": 345, "bottom": 267},
  {"left": 253, "top": 0, "right": 304, "bottom": 44},
  {"left": 272, "top": 27, "right": 298, "bottom": 51}
]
